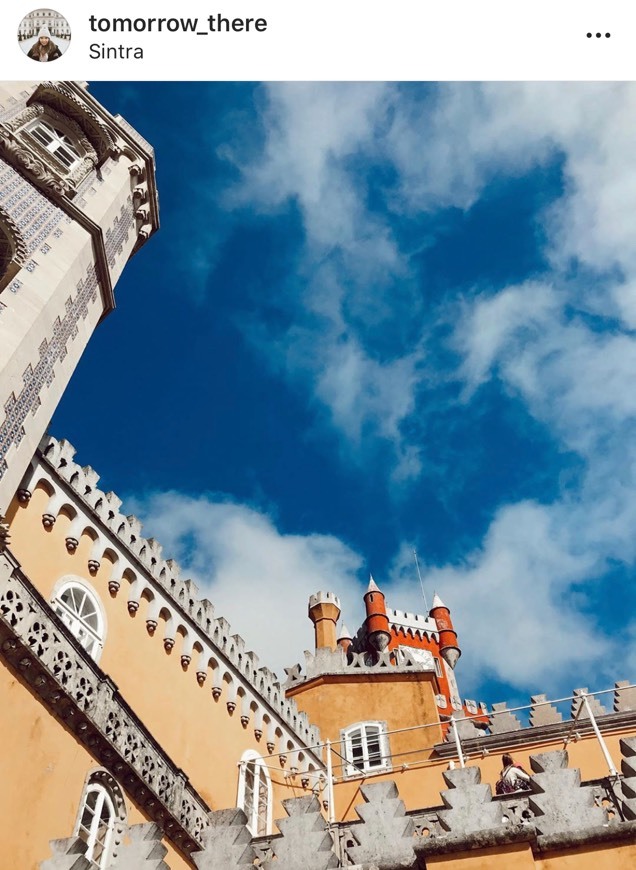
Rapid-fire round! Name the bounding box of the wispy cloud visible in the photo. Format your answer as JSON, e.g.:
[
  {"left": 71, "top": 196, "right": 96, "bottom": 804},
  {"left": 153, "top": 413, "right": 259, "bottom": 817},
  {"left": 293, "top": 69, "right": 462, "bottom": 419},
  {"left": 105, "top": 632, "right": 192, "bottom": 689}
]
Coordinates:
[
  {"left": 138, "top": 83, "right": 636, "bottom": 700},
  {"left": 131, "top": 491, "right": 365, "bottom": 678}
]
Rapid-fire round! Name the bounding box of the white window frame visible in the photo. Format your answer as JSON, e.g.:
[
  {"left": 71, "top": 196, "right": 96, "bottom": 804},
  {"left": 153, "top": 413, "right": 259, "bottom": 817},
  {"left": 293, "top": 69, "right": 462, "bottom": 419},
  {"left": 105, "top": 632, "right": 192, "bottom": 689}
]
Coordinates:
[
  {"left": 51, "top": 577, "right": 106, "bottom": 662},
  {"left": 341, "top": 721, "right": 391, "bottom": 777},
  {"left": 237, "top": 750, "right": 272, "bottom": 836},
  {"left": 75, "top": 783, "right": 116, "bottom": 869},
  {"left": 27, "top": 118, "right": 82, "bottom": 170}
]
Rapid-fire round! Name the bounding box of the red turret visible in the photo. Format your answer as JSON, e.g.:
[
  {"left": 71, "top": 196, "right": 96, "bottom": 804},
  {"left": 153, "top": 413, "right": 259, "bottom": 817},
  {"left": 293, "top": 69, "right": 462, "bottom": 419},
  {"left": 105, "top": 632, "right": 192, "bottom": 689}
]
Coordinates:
[
  {"left": 364, "top": 576, "right": 391, "bottom": 652},
  {"left": 430, "top": 592, "right": 461, "bottom": 669}
]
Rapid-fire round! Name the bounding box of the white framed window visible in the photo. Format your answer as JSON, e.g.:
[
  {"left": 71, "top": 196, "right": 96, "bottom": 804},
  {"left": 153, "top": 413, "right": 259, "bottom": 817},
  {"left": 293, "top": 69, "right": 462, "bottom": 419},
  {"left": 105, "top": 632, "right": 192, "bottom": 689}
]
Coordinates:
[
  {"left": 341, "top": 722, "right": 390, "bottom": 777},
  {"left": 51, "top": 579, "right": 105, "bottom": 661},
  {"left": 76, "top": 783, "right": 116, "bottom": 869},
  {"left": 27, "top": 119, "right": 82, "bottom": 169},
  {"left": 237, "top": 751, "right": 272, "bottom": 836}
]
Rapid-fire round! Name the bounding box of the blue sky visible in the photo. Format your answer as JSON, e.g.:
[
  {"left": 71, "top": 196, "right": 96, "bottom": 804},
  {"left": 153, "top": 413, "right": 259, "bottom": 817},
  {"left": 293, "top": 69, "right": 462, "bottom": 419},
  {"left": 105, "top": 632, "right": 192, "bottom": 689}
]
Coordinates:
[{"left": 51, "top": 83, "right": 636, "bottom": 707}]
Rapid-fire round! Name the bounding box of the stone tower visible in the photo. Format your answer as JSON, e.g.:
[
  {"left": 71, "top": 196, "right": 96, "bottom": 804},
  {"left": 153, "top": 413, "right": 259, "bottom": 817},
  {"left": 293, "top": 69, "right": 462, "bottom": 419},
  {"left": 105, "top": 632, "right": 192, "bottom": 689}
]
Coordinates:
[{"left": 0, "top": 80, "right": 158, "bottom": 513}]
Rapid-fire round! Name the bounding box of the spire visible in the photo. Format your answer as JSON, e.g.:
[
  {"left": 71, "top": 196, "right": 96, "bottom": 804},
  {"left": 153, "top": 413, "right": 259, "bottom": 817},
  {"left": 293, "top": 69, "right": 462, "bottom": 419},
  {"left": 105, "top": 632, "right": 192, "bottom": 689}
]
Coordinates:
[
  {"left": 431, "top": 591, "right": 445, "bottom": 609},
  {"left": 337, "top": 622, "right": 353, "bottom": 654},
  {"left": 338, "top": 623, "right": 352, "bottom": 641},
  {"left": 367, "top": 574, "right": 380, "bottom": 593}
]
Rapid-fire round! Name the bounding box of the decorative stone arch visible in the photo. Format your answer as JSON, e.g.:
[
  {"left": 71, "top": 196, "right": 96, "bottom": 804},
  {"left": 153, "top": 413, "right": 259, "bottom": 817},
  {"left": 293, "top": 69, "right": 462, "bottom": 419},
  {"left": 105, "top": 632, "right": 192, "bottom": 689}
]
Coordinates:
[
  {"left": 28, "top": 82, "right": 120, "bottom": 164},
  {"left": 50, "top": 574, "right": 108, "bottom": 663},
  {"left": 0, "top": 206, "right": 28, "bottom": 293},
  {"left": 73, "top": 768, "right": 127, "bottom": 868},
  {"left": 158, "top": 606, "right": 175, "bottom": 651}
]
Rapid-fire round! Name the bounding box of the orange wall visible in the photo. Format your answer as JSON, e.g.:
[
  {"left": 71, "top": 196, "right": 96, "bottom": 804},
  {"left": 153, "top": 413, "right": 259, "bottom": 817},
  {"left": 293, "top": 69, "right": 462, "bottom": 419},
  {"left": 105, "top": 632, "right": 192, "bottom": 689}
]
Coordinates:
[
  {"left": 6, "top": 488, "right": 305, "bottom": 835},
  {"left": 537, "top": 843, "right": 636, "bottom": 869},
  {"left": 426, "top": 841, "right": 636, "bottom": 869},
  {"left": 0, "top": 659, "right": 189, "bottom": 869},
  {"left": 427, "top": 843, "right": 535, "bottom": 869},
  {"left": 288, "top": 670, "right": 445, "bottom": 819}
]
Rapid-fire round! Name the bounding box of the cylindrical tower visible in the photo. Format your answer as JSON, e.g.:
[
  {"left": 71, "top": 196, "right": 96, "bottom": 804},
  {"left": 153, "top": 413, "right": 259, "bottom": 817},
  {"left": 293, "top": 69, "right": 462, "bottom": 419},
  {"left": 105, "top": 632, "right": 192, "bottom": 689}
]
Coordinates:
[
  {"left": 430, "top": 592, "right": 461, "bottom": 669},
  {"left": 308, "top": 591, "right": 341, "bottom": 651},
  {"left": 364, "top": 576, "right": 391, "bottom": 652}
]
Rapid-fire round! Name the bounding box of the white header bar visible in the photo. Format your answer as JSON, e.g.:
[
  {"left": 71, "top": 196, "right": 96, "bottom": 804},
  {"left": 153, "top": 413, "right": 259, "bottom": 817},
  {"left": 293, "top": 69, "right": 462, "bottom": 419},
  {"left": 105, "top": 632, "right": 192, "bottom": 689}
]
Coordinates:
[{"left": 1, "top": 0, "right": 634, "bottom": 80}]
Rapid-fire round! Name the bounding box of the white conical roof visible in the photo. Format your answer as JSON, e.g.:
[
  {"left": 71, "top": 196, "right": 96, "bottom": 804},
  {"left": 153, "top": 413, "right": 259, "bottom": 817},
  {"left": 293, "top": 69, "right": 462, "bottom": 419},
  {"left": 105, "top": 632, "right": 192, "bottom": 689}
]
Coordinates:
[
  {"left": 431, "top": 591, "right": 446, "bottom": 609},
  {"left": 367, "top": 574, "right": 380, "bottom": 593},
  {"left": 338, "top": 623, "right": 353, "bottom": 640}
]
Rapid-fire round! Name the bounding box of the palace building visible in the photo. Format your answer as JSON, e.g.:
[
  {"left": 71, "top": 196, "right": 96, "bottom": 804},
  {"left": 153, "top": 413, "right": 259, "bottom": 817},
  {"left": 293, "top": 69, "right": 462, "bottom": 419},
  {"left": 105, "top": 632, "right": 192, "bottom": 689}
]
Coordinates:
[{"left": 0, "top": 81, "right": 635, "bottom": 870}]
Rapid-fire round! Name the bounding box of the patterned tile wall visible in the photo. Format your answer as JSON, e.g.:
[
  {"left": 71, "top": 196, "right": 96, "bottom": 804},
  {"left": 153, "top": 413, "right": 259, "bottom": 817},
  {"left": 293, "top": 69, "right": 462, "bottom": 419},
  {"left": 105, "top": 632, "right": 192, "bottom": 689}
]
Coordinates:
[
  {"left": 0, "top": 161, "right": 65, "bottom": 256},
  {"left": 0, "top": 262, "right": 100, "bottom": 480},
  {"left": 104, "top": 196, "right": 135, "bottom": 269}
]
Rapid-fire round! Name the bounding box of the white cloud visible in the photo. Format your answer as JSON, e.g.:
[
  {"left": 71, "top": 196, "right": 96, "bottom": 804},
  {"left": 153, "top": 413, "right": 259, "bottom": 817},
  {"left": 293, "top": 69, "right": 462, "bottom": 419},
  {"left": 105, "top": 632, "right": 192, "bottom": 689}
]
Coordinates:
[
  {"left": 133, "top": 492, "right": 365, "bottom": 678},
  {"left": 158, "top": 83, "right": 636, "bottom": 699},
  {"left": 222, "top": 83, "right": 636, "bottom": 480},
  {"left": 387, "top": 501, "right": 608, "bottom": 690}
]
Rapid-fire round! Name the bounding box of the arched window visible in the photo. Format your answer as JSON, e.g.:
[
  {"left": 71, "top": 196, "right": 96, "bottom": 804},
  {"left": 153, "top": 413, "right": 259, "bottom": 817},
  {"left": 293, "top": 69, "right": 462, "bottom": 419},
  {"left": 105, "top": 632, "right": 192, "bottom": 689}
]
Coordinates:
[
  {"left": 237, "top": 751, "right": 272, "bottom": 836},
  {"left": 27, "top": 118, "right": 82, "bottom": 169},
  {"left": 341, "top": 721, "right": 390, "bottom": 777},
  {"left": 75, "top": 771, "right": 126, "bottom": 869},
  {"left": 77, "top": 783, "right": 115, "bottom": 867},
  {"left": 51, "top": 578, "right": 105, "bottom": 661}
]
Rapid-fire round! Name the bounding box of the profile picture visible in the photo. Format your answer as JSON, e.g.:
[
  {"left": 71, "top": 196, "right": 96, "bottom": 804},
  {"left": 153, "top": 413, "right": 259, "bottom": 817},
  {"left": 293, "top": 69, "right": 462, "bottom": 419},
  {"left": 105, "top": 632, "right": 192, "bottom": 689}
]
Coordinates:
[{"left": 18, "top": 9, "right": 71, "bottom": 62}]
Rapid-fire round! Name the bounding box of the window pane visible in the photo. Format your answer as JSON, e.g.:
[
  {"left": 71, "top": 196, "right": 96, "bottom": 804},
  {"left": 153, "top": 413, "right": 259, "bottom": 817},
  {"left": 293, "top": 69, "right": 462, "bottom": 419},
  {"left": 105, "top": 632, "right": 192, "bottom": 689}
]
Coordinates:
[
  {"left": 54, "top": 146, "right": 76, "bottom": 168},
  {"left": 31, "top": 125, "right": 53, "bottom": 146},
  {"left": 53, "top": 584, "right": 103, "bottom": 660}
]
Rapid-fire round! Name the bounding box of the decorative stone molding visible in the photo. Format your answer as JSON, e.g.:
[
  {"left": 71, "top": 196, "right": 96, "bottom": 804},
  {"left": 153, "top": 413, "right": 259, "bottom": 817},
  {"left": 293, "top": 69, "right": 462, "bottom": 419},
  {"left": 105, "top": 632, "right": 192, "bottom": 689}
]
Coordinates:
[
  {"left": 446, "top": 712, "right": 485, "bottom": 741},
  {"left": 439, "top": 767, "right": 504, "bottom": 836},
  {"left": 571, "top": 688, "right": 607, "bottom": 719},
  {"left": 530, "top": 694, "right": 563, "bottom": 727},
  {"left": 264, "top": 795, "right": 338, "bottom": 870},
  {"left": 488, "top": 702, "right": 521, "bottom": 733},
  {"left": 284, "top": 644, "right": 436, "bottom": 687},
  {"left": 615, "top": 681, "right": 636, "bottom": 713},
  {"left": 40, "top": 837, "right": 91, "bottom": 870},
  {"left": 0, "top": 551, "right": 209, "bottom": 860},
  {"left": 191, "top": 808, "right": 255, "bottom": 869},
  {"left": 23, "top": 437, "right": 322, "bottom": 763},
  {"left": 28, "top": 82, "right": 118, "bottom": 163},
  {"left": 0, "top": 203, "right": 29, "bottom": 270},
  {"left": 0, "top": 130, "right": 71, "bottom": 197},
  {"left": 0, "top": 514, "right": 9, "bottom": 553},
  {"left": 346, "top": 781, "right": 414, "bottom": 867},
  {"left": 115, "top": 822, "right": 170, "bottom": 869},
  {"left": 620, "top": 736, "right": 636, "bottom": 820},
  {"left": 434, "top": 685, "right": 636, "bottom": 756},
  {"left": 528, "top": 749, "right": 606, "bottom": 836}
]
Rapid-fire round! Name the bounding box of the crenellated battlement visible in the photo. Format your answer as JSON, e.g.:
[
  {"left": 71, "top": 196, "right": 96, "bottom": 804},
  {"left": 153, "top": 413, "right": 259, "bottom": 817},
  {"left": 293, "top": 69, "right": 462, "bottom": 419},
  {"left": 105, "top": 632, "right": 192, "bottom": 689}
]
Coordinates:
[
  {"left": 441, "top": 681, "right": 636, "bottom": 744},
  {"left": 308, "top": 591, "right": 341, "bottom": 611},
  {"left": 387, "top": 607, "right": 438, "bottom": 636},
  {"left": 15, "top": 434, "right": 322, "bottom": 757},
  {"left": 283, "top": 644, "right": 438, "bottom": 688}
]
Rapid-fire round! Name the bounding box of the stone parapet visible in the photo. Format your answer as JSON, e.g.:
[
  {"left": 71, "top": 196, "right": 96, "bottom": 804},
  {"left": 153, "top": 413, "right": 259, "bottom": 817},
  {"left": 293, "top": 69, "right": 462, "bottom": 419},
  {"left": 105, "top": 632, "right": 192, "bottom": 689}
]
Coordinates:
[
  {"left": 0, "top": 550, "right": 209, "bottom": 862},
  {"left": 184, "top": 752, "right": 635, "bottom": 869},
  {"left": 283, "top": 645, "right": 436, "bottom": 688},
  {"left": 18, "top": 436, "right": 322, "bottom": 760}
]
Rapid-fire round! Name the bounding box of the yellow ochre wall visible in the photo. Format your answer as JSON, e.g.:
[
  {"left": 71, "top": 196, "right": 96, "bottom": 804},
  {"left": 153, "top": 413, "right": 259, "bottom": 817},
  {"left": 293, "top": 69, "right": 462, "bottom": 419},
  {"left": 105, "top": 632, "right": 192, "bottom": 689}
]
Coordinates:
[
  {"left": 0, "top": 658, "right": 189, "bottom": 869},
  {"left": 5, "top": 486, "right": 305, "bottom": 849},
  {"left": 288, "top": 636, "right": 635, "bottom": 824},
  {"left": 288, "top": 669, "right": 446, "bottom": 820},
  {"left": 426, "top": 841, "right": 636, "bottom": 869}
]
